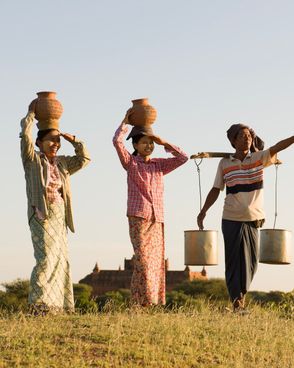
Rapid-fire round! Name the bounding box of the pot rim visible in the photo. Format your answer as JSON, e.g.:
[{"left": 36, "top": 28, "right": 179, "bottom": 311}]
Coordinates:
[
  {"left": 131, "top": 98, "right": 148, "bottom": 103},
  {"left": 37, "top": 91, "right": 57, "bottom": 97}
]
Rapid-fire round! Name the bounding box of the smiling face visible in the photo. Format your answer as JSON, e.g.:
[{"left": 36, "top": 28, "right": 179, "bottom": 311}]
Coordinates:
[
  {"left": 233, "top": 128, "right": 253, "bottom": 152},
  {"left": 133, "top": 135, "right": 154, "bottom": 158},
  {"left": 37, "top": 130, "right": 61, "bottom": 160}
]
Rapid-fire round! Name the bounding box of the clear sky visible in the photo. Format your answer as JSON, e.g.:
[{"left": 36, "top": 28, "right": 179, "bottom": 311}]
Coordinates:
[{"left": 1, "top": 0, "right": 294, "bottom": 292}]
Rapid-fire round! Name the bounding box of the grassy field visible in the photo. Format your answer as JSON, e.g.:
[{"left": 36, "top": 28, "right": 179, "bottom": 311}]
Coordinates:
[{"left": 0, "top": 303, "right": 293, "bottom": 368}]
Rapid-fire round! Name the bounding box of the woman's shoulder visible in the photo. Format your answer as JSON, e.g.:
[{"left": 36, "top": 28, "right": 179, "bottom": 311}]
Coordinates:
[{"left": 151, "top": 157, "right": 163, "bottom": 163}]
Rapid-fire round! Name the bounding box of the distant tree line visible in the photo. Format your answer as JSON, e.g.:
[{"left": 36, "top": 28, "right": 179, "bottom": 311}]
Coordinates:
[{"left": 0, "top": 278, "right": 293, "bottom": 314}]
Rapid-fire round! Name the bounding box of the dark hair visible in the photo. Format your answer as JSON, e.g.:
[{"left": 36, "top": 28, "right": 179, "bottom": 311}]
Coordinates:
[
  {"left": 131, "top": 133, "right": 146, "bottom": 156},
  {"left": 35, "top": 129, "right": 56, "bottom": 147},
  {"left": 227, "top": 123, "right": 264, "bottom": 152}
]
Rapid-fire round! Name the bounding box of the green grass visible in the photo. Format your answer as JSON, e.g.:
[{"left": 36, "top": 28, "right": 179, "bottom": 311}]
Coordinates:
[{"left": 0, "top": 303, "right": 293, "bottom": 368}]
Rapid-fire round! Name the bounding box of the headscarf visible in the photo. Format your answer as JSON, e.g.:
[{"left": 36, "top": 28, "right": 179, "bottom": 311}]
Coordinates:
[
  {"left": 126, "top": 125, "right": 154, "bottom": 140},
  {"left": 226, "top": 123, "right": 264, "bottom": 152}
]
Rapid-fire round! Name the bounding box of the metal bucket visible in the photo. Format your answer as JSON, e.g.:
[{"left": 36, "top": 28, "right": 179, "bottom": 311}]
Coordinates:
[
  {"left": 184, "top": 230, "right": 218, "bottom": 265},
  {"left": 259, "top": 229, "right": 292, "bottom": 264}
]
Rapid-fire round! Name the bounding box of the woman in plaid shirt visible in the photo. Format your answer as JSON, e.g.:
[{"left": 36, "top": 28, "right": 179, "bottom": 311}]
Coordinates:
[
  {"left": 20, "top": 100, "right": 90, "bottom": 315},
  {"left": 113, "top": 111, "right": 188, "bottom": 306}
]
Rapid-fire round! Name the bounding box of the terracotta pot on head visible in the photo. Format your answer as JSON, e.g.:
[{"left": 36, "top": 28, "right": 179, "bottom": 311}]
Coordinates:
[
  {"left": 128, "top": 98, "right": 157, "bottom": 127},
  {"left": 33, "top": 91, "right": 63, "bottom": 131}
]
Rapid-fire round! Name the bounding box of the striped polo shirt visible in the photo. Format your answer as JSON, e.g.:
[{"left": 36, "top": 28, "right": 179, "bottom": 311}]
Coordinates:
[{"left": 213, "top": 149, "right": 277, "bottom": 221}]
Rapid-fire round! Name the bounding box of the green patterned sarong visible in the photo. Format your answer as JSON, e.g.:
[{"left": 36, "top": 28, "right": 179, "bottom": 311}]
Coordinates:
[{"left": 28, "top": 202, "right": 74, "bottom": 312}]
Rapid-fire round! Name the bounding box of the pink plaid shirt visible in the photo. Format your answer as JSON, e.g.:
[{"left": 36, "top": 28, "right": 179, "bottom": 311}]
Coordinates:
[
  {"left": 113, "top": 124, "right": 188, "bottom": 222},
  {"left": 46, "top": 158, "right": 64, "bottom": 204}
]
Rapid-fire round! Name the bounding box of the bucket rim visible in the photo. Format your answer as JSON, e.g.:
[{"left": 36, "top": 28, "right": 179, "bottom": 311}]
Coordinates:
[
  {"left": 184, "top": 229, "right": 218, "bottom": 233},
  {"left": 260, "top": 228, "right": 292, "bottom": 233},
  {"left": 184, "top": 262, "right": 218, "bottom": 266}
]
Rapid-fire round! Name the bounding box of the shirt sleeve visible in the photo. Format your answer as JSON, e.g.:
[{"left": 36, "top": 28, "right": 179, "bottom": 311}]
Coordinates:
[
  {"left": 112, "top": 123, "right": 131, "bottom": 170},
  {"left": 158, "top": 144, "right": 188, "bottom": 175},
  {"left": 19, "top": 112, "right": 36, "bottom": 165},
  {"left": 259, "top": 149, "right": 277, "bottom": 168},
  {"left": 59, "top": 139, "right": 91, "bottom": 175},
  {"left": 213, "top": 160, "right": 225, "bottom": 191}
]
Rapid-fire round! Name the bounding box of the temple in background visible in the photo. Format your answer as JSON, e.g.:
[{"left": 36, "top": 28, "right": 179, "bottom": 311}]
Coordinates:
[{"left": 79, "top": 256, "right": 208, "bottom": 297}]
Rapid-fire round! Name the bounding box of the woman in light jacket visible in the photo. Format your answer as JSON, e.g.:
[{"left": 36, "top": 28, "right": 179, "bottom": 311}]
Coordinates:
[{"left": 20, "top": 100, "right": 90, "bottom": 315}]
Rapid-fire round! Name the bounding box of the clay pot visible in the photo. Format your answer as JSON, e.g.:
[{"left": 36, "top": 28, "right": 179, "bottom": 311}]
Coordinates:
[
  {"left": 128, "top": 98, "right": 157, "bottom": 127},
  {"left": 34, "top": 91, "right": 63, "bottom": 130}
]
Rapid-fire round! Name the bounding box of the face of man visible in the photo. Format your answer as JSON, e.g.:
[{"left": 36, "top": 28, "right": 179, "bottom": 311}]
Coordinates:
[
  {"left": 38, "top": 130, "right": 61, "bottom": 159},
  {"left": 233, "top": 128, "right": 252, "bottom": 152}
]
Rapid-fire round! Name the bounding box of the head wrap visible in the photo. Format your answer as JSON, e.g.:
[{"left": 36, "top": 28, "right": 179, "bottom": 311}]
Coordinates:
[
  {"left": 226, "top": 123, "right": 264, "bottom": 152},
  {"left": 126, "top": 125, "right": 154, "bottom": 140}
]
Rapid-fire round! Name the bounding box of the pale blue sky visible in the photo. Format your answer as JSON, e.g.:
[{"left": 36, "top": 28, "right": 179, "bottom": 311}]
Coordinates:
[{"left": 1, "top": 0, "right": 294, "bottom": 291}]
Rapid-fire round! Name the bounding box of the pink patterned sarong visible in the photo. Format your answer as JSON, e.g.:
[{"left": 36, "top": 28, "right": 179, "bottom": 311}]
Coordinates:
[{"left": 128, "top": 216, "right": 165, "bottom": 306}]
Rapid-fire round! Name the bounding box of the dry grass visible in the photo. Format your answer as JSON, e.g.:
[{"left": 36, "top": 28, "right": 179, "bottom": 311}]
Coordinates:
[{"left": 0, "top": 303, "right": 293, "bottom": 367}]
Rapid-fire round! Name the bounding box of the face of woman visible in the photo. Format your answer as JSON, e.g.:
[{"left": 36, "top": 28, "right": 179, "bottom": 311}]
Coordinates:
[
  {"left": 38, "top": 130, "right": 61, "bottom": 159},
  {"left": 133, "top": 136, "right": 154, "bottom": 158},
  {"left": 233, "top": 128, "right": 252, "bottom": 151}
]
